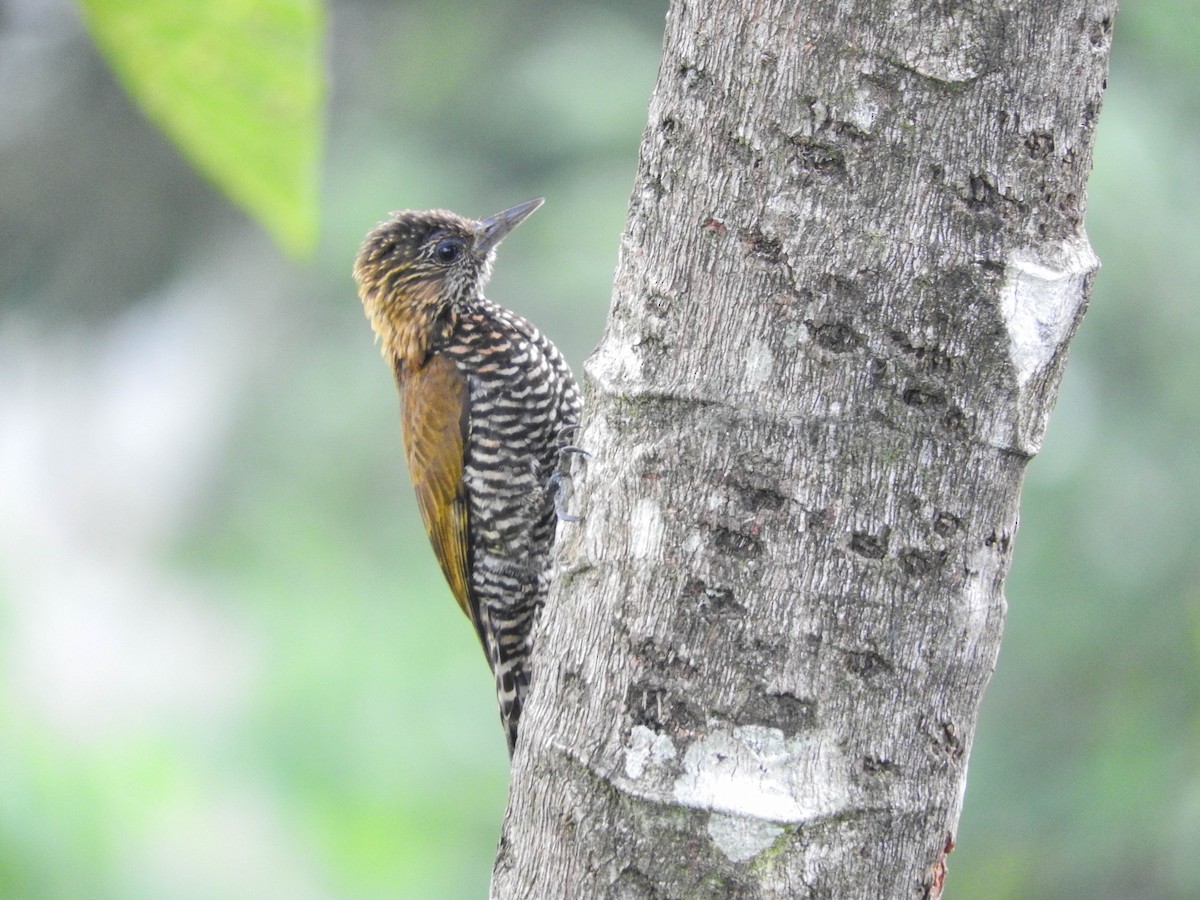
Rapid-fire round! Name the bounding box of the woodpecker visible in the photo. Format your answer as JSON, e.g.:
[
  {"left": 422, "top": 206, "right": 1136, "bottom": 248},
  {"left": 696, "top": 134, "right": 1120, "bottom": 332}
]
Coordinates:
[{"left": 353, "top": 199, "right": 581, "bottom": 755}]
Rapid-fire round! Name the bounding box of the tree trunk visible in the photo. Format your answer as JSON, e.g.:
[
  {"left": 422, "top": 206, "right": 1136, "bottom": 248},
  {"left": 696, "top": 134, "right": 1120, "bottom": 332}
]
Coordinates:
[{"left": 494, "top": 1, "right": 1115, "bottom": 896}]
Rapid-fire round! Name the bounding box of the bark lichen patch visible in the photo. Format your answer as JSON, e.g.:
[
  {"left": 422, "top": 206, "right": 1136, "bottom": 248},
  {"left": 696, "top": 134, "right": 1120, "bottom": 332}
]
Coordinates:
[
  {"left": 624, "top": 724, "right": 679, "bottom": 780},
  {"left": 673, "top": 725, "right": 850, "bottom": 823},
  {"left": 849, "top": 86, "right": 879, "bottom": 133},
  {"left": 707, "top": 812, "right": 785, "bottom": 863}
]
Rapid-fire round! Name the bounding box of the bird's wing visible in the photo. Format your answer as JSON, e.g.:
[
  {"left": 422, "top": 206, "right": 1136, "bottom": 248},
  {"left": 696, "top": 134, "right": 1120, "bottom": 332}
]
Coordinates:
[{"left": 400, "top": 354, "right": 475, "bottom": 624}]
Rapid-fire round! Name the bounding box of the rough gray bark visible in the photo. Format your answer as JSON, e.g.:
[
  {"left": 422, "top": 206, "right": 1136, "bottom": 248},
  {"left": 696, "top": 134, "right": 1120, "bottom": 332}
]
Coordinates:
[{"left": 495, "top": 1, "right": 1115, "bottom": 897}]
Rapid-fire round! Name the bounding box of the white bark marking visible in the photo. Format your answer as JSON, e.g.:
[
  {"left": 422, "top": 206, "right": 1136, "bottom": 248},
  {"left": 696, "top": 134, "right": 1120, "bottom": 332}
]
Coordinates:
[
  {"left": 623, "top": 724, "right": 678, "bottom": 780},
  {"left": 743, "top": 338, "right": 774, "bottom": 391},
  {"left": 628, "top": 499, "right": 664, "bottom": 559},
  {"left": 673, "top": 726, "right": 850, "bottom": 824},
  {"left": 849, "top": 87, "right": 878, "bottom": 132},
  {"left": 1000, "top": 237, "right": 1098, "bottom": 387},
  {"left": 587, "top": 317, "right": 643, "bottom": 389},
  {"left": 962, "top": 545, "right": 1002, "bottom": 652}
]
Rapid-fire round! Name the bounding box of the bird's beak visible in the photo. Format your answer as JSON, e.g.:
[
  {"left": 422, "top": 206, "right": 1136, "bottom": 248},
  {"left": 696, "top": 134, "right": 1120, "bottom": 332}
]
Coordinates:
[{"left": 475, "top": 198, "right": 544, "bottom": 256}]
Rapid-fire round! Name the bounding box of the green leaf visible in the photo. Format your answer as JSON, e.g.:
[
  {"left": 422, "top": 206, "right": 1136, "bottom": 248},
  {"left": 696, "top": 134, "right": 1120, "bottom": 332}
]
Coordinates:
[{"left": 78, "top": 0, "right": 326, "bottom": 256}]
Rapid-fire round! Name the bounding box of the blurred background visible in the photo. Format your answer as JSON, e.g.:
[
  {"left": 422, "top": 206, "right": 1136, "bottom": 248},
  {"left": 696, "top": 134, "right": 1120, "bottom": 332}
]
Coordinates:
[{"left": 0, "top": 0, "right": 1195, "bottom": 897}]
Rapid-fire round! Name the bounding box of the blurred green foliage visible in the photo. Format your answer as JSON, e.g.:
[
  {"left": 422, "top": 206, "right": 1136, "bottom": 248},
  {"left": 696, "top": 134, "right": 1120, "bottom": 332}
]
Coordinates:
[
  {"left": 0, "top": 1, "right": 1196, "bottom": 898},
  {"left": 953, "top": 5, "right": 1200, "bottom": 897},
  {"left": 77, "top": 0, "right": 325, "bottom": 256}
]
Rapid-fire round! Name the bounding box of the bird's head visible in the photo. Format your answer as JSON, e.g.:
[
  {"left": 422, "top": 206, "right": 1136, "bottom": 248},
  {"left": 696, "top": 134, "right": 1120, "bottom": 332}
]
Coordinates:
[{"left": 353, "top": 198, "right": 543, "bottom": 370}]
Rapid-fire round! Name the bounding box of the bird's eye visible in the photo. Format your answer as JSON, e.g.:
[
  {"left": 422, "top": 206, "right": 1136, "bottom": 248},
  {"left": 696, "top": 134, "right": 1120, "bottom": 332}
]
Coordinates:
[{"left": 433, "top": 237, "right": 465, "bottom": 265}]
